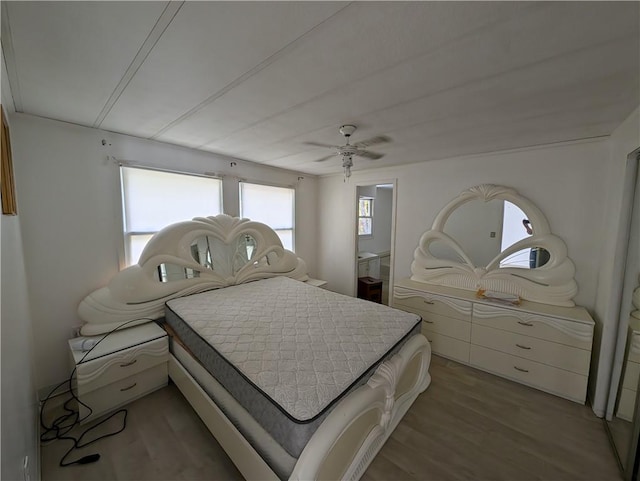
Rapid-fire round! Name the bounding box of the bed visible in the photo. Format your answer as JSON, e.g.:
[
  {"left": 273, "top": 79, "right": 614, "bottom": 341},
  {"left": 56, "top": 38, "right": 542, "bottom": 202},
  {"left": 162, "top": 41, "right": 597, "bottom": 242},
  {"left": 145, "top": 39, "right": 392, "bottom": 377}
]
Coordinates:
[{"left": 78, "top": 214, "right": 432, "bottom": 480}]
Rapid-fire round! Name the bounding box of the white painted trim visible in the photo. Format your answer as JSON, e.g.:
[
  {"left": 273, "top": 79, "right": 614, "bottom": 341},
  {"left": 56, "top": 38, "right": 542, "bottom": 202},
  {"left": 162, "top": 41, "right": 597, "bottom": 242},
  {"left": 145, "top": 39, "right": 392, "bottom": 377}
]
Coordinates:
[{"left": 93, "top": 2, "right": 185, "bottom": 127}]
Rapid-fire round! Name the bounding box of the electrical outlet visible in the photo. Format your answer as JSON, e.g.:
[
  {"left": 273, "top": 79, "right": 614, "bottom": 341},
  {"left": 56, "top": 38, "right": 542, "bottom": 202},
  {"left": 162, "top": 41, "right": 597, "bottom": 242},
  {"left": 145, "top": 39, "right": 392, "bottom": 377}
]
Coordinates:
[{"left": 23, "top": 455, "right": 30, "bottom": 481}]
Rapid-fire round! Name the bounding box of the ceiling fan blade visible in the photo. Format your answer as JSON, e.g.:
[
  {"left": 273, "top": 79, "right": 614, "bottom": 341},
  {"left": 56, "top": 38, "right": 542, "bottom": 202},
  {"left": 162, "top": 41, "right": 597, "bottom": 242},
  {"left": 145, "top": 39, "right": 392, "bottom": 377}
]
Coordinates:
[
  {"left": 303, "top": 141, "right": 336, "bottom": 149},
  {"left": 353, "top": 135, "right": 391, "bottom": 149},
  {"left": 355, "top": 150, "right": 384, "bottom": 160},
  {"left": 313, "top": 154, "right": 336, "bottom": 163}
]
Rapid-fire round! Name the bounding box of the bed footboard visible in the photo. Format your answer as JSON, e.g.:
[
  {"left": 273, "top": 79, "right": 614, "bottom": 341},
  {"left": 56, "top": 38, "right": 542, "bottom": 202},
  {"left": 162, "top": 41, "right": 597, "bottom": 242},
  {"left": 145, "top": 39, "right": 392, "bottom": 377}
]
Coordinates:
[{"left": 290, "top": 333, "right": 431, "bottom": 481}]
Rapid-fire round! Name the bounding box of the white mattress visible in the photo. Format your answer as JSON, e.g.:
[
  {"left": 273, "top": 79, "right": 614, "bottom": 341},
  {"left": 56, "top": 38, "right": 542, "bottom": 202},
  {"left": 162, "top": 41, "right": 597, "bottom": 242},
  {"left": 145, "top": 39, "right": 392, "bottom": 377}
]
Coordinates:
[{"left": 165, "top": 276, "right": 420, "bottom": 421}]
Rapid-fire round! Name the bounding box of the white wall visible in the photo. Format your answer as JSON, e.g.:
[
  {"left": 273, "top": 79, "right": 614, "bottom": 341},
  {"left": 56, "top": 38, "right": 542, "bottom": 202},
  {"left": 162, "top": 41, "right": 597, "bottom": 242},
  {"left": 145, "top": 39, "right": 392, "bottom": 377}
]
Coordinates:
[
  {"left": 319, "top": 138, "right": 609, "bottom": 307},
  {"left": 1, "top": 55, "right": 39, "bottom": 481},
  {"left": 318, "top": 138, "right": 612, "bottom": 403},
  {"left": 1, "top": 215, "right": 39, "bottom": 481},
  {"left": 591, "top": 106, "right": 640, "bottom": 415},
  {"left": 10, "top": 113, "right": 318, "bottom": 390}
]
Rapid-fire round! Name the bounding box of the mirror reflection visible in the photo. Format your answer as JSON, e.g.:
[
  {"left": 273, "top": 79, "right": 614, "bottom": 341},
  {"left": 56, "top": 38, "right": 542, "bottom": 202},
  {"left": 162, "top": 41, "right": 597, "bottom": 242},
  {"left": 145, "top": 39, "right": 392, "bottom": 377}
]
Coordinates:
[
  {"left": 157, "top": 234, "right": 259, "bottom": 282},
  {"left": 442, "top": 199, "right": 548, "bottom": 268},
  {"left": 428, "top": 240, "right": 466, "bottom": 264},
  {"left": 608, "top": 301, "right": 640, "bottom": 471}
]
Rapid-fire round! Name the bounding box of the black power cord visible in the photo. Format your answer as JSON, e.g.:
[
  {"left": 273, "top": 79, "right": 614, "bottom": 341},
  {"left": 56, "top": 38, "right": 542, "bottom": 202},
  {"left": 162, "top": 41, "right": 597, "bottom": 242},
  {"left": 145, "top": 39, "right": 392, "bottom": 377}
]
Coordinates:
[{"left": 40, "top": 319, "right": 154, "bottom": 467}]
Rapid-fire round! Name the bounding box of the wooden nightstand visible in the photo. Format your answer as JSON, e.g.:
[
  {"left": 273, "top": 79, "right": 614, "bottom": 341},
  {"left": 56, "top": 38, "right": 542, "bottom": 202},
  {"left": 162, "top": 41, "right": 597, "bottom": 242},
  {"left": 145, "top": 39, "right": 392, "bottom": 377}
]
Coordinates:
[
  {"left": 358, "top": 276, "right": 383, "bottom": 303},
  {"left": 69, "top": 322, "right": 168, "bottom": 423}
]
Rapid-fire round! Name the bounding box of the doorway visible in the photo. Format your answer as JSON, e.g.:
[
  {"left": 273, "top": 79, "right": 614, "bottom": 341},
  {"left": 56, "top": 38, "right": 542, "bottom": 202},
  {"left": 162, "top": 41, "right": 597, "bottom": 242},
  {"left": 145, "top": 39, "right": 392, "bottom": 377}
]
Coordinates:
[{"left": 354, "top": 181, "right": 396, "bottom": 305}]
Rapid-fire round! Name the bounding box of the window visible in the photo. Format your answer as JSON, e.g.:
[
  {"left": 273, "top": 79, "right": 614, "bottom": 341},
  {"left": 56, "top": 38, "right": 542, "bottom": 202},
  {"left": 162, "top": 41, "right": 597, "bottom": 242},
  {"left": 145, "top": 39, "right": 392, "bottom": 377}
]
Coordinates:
[
  {"left": 239, "top": 182, "right": 295, "bottom": 251},
  {"left": 121, "top": 166, "right": 222, "bottom": 265},
  {"left": 358, "top": 197, "right": 374, "bottom": 236}
]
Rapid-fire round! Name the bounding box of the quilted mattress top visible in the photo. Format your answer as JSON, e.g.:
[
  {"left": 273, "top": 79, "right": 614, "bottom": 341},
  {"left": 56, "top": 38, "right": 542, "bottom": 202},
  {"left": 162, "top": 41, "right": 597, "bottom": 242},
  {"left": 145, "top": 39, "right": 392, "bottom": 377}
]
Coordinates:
[{"left": 165, "top": 276, "right": 420, "bottom": 421}]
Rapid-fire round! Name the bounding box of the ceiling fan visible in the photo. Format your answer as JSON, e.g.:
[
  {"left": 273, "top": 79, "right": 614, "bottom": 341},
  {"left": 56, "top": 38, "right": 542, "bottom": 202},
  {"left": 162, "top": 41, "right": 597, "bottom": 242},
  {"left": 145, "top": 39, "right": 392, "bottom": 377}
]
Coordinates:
[{"left": 304, "top": 125, "right": 391, "bottom": 178}]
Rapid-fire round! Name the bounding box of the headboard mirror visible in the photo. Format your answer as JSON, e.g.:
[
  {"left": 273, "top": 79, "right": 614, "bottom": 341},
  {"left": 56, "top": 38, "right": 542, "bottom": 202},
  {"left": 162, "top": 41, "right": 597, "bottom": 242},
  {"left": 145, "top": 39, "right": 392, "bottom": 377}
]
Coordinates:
[
  {"left": 159, "top": 233, "right": 260, "bottom": 282},
  {"left": 411, "top": 184, "right": 577, "bottom": 307},
  {"left": 78, "top": 215, "right": 308, "bottom": 335}
]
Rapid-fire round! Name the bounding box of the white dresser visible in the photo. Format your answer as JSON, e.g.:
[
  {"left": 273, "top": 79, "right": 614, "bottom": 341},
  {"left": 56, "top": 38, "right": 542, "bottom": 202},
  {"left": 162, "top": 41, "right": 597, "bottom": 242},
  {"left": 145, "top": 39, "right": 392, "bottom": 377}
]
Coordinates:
[
  {"left": 393, "top": 279, "right": 594, "bottom": 403},
  {"left": 69, "top": 322, "right": 169, "bottom": 422}
]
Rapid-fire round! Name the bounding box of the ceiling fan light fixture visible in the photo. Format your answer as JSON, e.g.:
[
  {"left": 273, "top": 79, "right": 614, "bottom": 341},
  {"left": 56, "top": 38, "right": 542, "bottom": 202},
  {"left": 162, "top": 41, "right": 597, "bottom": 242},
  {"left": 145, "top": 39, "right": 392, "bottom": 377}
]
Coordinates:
[{"left": 342, "top": 154, "right": 353, "bottom": 180}]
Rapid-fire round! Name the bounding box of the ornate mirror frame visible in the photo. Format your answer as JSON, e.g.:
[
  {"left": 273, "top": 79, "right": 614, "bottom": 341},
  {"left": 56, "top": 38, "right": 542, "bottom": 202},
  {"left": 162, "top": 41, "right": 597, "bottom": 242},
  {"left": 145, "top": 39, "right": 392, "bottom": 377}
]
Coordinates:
[
  {"left": 79, "top": 215, "right": 308, "bottom": 335},
  {"left": 411, "top": 184, "right": 577, "bottom": 307}
]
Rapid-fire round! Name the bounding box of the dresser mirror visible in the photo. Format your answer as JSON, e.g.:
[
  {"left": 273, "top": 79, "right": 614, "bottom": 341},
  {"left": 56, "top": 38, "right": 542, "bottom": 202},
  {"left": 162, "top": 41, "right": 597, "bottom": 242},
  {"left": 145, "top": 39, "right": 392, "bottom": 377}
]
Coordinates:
[
  {"left": 411, "top": 184, "right": 577, "bottom": 307},
  {"left": 441, "top": 198, "right": 549, "bottom": 269}
]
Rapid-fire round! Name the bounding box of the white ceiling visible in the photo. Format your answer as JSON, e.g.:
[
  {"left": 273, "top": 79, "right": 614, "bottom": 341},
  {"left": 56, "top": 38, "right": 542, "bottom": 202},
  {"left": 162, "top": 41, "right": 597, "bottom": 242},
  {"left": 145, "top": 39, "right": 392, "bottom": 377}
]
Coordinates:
[{"left": 2, "top": 1, "right": 638, "bottom": 176}]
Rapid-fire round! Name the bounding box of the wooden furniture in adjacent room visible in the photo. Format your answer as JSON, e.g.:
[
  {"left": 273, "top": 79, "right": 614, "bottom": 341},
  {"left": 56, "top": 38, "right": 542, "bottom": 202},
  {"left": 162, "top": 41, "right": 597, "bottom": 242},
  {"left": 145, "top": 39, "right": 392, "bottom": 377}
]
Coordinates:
[
  {"left": 69, "top": 322, "right": 168, "bottom": 422},
  {"left": 358, "top": 276, "right": 383, "bottom": 303}
]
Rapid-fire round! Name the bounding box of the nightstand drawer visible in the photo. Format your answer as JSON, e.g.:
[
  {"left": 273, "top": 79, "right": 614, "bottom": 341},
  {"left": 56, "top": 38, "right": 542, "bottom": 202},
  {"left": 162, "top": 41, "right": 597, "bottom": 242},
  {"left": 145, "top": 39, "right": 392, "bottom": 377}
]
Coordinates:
[
  {"left": 80, "top": 363, "right": 168, "bottom": 421},
  {"left": 76, "top": 337, "right": 168, "bottom": 394}
]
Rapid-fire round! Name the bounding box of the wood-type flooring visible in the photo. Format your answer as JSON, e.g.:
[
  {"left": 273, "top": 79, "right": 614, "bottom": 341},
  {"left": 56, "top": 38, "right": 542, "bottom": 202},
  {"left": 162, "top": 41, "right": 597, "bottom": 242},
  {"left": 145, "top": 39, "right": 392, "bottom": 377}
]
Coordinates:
[{"left": 41, "top": 355, "right": 622, "bottom": 481}]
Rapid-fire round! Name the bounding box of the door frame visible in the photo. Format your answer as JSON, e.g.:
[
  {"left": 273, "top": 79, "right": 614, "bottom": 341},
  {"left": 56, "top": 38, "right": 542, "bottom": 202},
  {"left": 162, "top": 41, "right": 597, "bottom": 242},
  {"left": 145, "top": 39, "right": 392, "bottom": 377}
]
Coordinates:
[{"left": 352, "top": 178, "right": 398, "bottom": 305}]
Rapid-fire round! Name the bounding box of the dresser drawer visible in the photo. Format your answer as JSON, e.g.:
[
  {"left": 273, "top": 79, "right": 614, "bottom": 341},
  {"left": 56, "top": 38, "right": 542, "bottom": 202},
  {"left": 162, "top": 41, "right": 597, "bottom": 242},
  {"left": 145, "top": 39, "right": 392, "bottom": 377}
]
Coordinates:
[
  {"left": 471, "top": 324, "right": 590, "bottom": 375},
  {"left": 80, "top": 363, "right": 168, "bottom": 422},
  {"left": 422, "top": 331, "right": 470, "bottom": 363},
  {"left": 470, "top": 345, "right": 587, "bottom": 403},
  {"left": 472, "top": 304, "right": 593, "bottom": 350},
  {"left": 393, "top": 289, "right": 472, "bottom": 322},
  {"left": 421, "top": 314, "right": 471, "bottom": 342},
  {"left": 77, "top": 337, "right": 168, "bottom": 394}
]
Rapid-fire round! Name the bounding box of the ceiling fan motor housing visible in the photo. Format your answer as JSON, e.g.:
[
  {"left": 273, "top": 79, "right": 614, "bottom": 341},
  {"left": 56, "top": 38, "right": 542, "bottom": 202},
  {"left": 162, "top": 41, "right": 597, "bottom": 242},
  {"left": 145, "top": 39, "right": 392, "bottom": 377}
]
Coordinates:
[{"left": 339, "top": 124, "right": 357, "bottom": 137}]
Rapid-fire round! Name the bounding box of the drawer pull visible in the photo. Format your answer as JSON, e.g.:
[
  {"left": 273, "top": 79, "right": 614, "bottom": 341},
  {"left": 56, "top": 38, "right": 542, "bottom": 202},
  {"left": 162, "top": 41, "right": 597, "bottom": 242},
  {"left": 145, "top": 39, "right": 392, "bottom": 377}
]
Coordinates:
[
  {"left": 517, "top": 321, "right": 533, "bottom": 327},
  {"left": 423, "top": 319, "right": 434, "bottom": 324},
  {"left": 514, "top": 366, "right": 529, "bottom": 373},
  {"left": 120, "top": 359, "right": 138, "bottom": 368},
  {"left": 515, "top": 344, "right": 532, "bottom": 350},
  {"left": 423, "top": 300, "right": 435, "bottom": 305},
  {"left": 120, "top": 382, "right": 137, "bottom": 392}
]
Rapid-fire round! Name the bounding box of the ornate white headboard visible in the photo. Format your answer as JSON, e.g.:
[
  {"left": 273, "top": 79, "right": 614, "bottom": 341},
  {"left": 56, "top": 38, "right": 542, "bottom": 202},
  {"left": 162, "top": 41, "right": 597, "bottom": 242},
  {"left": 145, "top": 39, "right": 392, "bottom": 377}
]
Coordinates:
[
  {"left": 78, "top": 215, "right": 308, "bottom": 335},
  {"left": 410, "top": 184, "right": 577, "bottom": 307}
]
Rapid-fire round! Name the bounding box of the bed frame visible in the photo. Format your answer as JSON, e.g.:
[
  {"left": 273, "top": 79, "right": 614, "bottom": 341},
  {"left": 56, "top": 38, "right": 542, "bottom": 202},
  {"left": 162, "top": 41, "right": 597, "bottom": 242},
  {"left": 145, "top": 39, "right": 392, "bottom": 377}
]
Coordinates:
[{"left": 78, "top": 214, "right": 432, "bottom": 480}]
